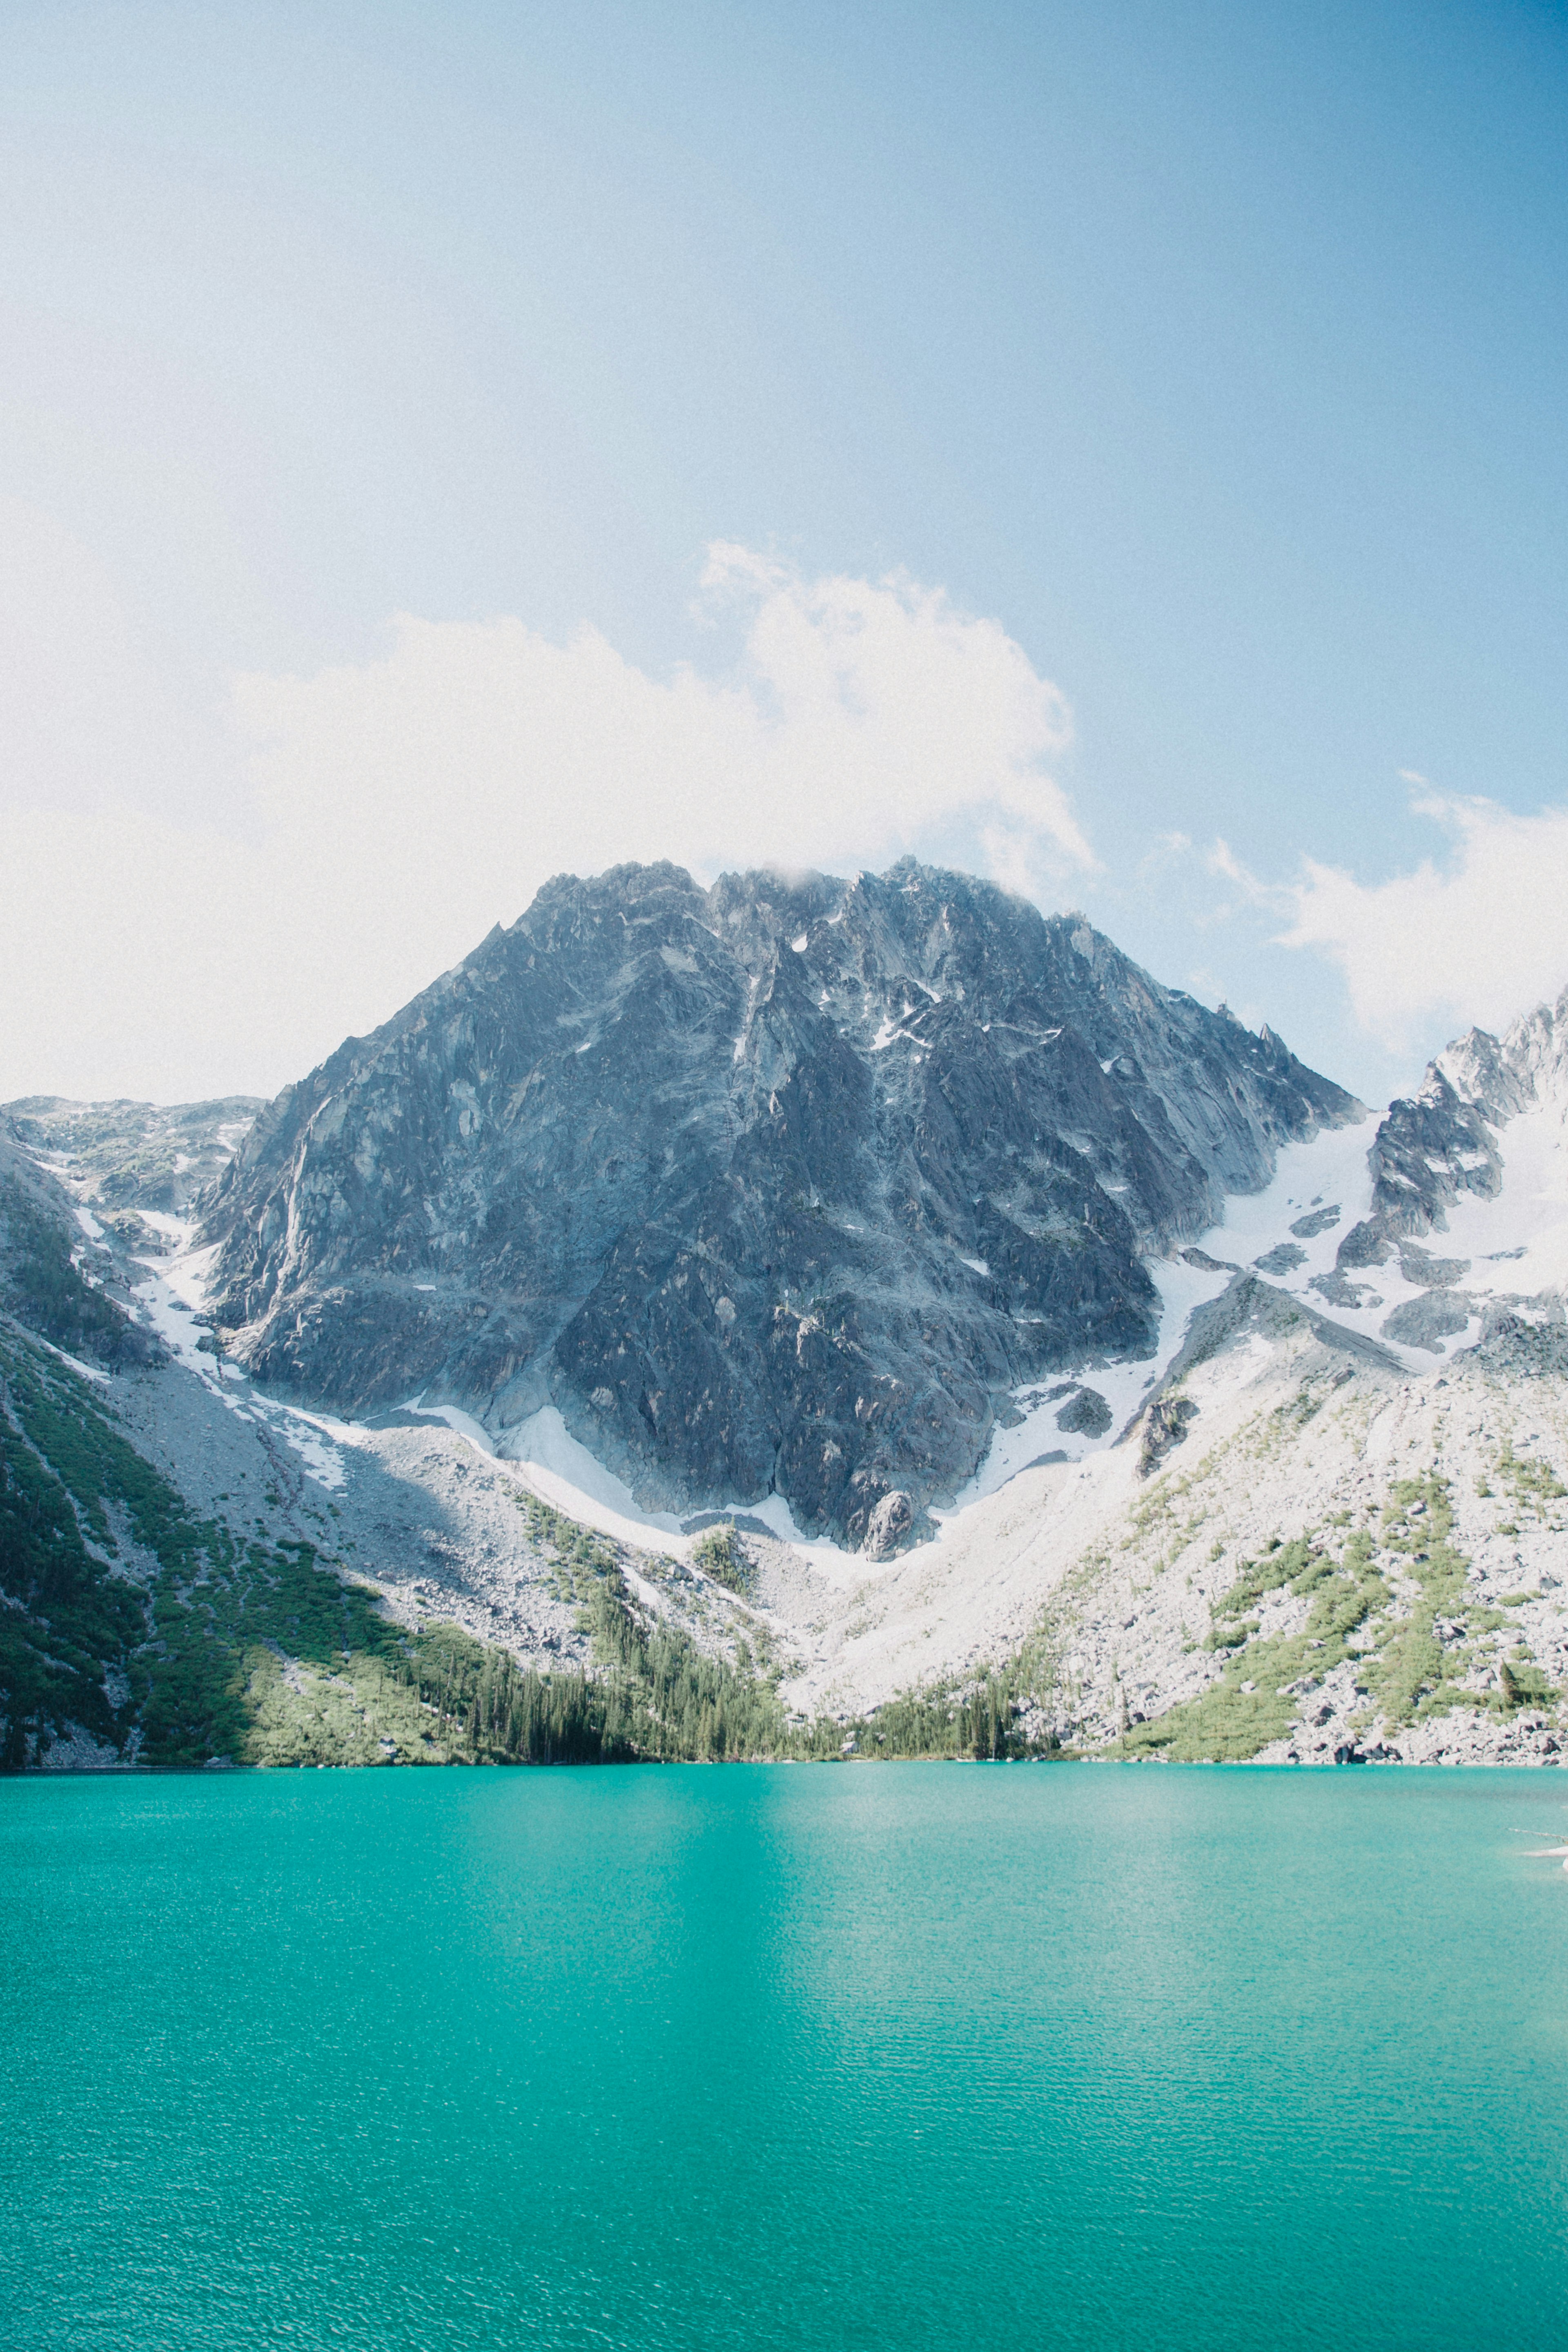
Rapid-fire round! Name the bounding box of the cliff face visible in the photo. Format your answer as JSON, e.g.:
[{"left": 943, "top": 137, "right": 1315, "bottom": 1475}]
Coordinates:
[{"left": 200, "top": 859, "right": 1359, "bottom": 1544}]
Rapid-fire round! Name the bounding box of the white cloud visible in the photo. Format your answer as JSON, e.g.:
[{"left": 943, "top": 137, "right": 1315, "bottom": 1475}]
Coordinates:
[
  {"left": 0, "top": 545, "right": 1088, "bottom": 1100},
  {"left": 1277, "top": 790, "right": 1568, "bottom": 1044}
]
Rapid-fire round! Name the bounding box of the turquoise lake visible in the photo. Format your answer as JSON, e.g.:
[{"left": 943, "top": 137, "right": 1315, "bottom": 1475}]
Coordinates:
[{"left": 3, "top": 1764, "right": 1566, "bottom": 2350}]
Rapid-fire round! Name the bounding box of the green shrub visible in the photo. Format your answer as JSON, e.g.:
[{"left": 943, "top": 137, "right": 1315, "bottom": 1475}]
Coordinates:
[{"left": 691, "top": 1523, "right": 751, "bottom": 1594}]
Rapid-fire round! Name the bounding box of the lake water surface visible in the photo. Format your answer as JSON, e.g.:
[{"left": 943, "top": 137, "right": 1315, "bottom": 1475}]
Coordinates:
[{"left": 3, "top": 1764, "right": 1566, "bottom": 2350}]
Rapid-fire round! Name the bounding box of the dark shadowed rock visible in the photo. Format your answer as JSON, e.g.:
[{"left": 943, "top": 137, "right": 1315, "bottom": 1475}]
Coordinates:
[
  {"left": 1381, "top": 1291, "right": 1472, "bottom": 1353},
  {"left": 1056, "top": 1385, "right": 1112, "bottom": 1437},
  {"left": 1138, "top": 1395, "right": 1198, "bottom": 1476},
  {"left": 1254, "top": 1242, "right": 1307, "bottom": 1275},
  {"left": 1397, "top": 1244, "right": 1469, "bottom": 1288},
  {"left": 1310, "top": 1268, "right": 1381, "bottom": 1309}
]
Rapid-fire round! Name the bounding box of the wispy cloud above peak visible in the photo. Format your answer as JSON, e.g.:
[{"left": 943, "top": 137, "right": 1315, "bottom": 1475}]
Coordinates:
[
  {"left": 1, "top": 546, "right": 1091, "bottom": 1098},
  {"left": 239, "top": 541, "right": 1091, "bottom": 895}
]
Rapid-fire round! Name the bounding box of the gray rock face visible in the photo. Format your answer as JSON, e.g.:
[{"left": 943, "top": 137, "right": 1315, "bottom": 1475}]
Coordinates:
[
  {"left": 1381, "top": 1291, "right": 1472, "bottom": 1352},
  {"left": 1056, "top": 1385, "right": 1112, "bottom": 1437},
  {"left": 1336, "top": 1072, "right": 1502, "bottom": 1268},
  {"left": 4, "top": 1096, "right": 262, "bottom": 1213},
  {"left": 1337, "top": 986, "right": 1568, "bottom": 1281},
  {"left": 1254, "top": 1241, "right": 1307, "bottom": 1276},
  {"left": 1138, "top": 1396, "right": 1198, "bottom": 1476},
  {"left": 1309, "top": 1268, "right": 1381, "bottom": 1310},
  {"left": 1163, "top": 1273, "right": 1401, "bottom": 1383},
  {"left": 862, "top": 1490, "right": 915, "bottom": 1559},
  {"left": 0, "top": 1125, "right": 160, "bottom": 1368},
  {"left": 199, "top": 859, "right": 1359, "bottom": 1545}
]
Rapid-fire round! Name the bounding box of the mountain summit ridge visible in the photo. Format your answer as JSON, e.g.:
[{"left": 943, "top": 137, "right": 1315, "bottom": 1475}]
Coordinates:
[{"left": 200, "top": 858, "right": 1360, "bottom": 1545}]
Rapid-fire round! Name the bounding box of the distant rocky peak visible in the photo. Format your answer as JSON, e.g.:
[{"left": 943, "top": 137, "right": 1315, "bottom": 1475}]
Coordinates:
[
  {"left": 1434, "top": 1025, "right": 1535, "bottom": 1127},
  {"left": 1497, "top": 986, "right": 1568, "bottom": 1111},
  {"left": 1336, "top": 978, "right": 1568, "bottom": 1271}
]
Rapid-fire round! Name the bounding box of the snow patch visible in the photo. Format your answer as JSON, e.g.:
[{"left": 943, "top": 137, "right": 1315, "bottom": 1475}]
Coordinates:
[
  {"left": 1185, "top": 1099, "right": 1568, "bottom": 1365},
  {"left": 956, "top": 1253, "right": 1234, "bottom": 1504},
  {"left": 129, "top": 1230, "right": 347, "bottom": 1487},
  {"left": 411, "top": 1402, "right": 693, "bottom": 1555},
  {"left": 39, "top": 1338, "right": 111, "bottom": 1385}
]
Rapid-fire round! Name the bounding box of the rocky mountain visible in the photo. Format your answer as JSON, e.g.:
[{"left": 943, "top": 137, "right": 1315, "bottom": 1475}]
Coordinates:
[
  {"left": 0, "top": 1121, "right": 158, "bottom": 1368},
  {"left": 0, "top": 1114, "right": 792, "bottom": 1772},
  {"left": 5, "top": 944, "right": 1568, "bottom": 1773},
  {"left": 1317, "top": 987, "right": 1568, "bottom": 1349},
  {"left": 7, "top": 1094, "right": 262, "bottom": 1219},
  {"left": 199, "top": 860, "right": 1359, "bottom": 1547},
  {"left": 1336, "top": 988, "right": 1568, "bottom": 1265}
]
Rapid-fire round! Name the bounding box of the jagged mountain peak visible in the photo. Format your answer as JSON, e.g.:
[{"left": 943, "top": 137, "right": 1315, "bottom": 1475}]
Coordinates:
[
  {"left": 1336, "top": 978, "right": 1568, "bottom": 1272},
  {"left": 200, "top": 858, "right": 1358, "bottom": 1547},
  {"left": 1436, "top": 986, "right": 1568, "bottom": 1121}
]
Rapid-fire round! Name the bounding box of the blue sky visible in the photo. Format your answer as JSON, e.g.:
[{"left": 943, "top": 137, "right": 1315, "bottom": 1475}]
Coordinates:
[{"left": 3, "top": 0, "right": 1566, "bottom": 1101}]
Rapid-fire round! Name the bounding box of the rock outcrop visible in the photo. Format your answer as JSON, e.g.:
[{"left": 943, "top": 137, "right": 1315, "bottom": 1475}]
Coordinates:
[
  {"left": 0, "top": 1124, "right": 159, "bottom": 1368},
  {"left": 6, "top": 1096, "right": 262, "bottom": 1214}
]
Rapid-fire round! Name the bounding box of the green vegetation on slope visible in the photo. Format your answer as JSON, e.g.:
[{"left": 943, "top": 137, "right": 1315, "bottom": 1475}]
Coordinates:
[
  {"left": 2, "top": 1336, "right": 1060, "bottom": 1770},
  {"left": 0, "top": 1176, "right": 150, "bottom": 1368},
  {"left": 1489, "top": 1440, "right": 1568, "bottom": 1534},
  {"left": 1370, "top": 1477, "right": 1483, "bottom": 1728},
  {"left": 0, "top": 1321, "right": 645, "bottom": 1770},
  {"left": 0, "top": 1323, "right": 415, "bottom": 1765},
  {"left": 0, "top": 1336, "right": 147, "bottom": 1765},
  {"left": 804, "top": 1657, "right": 1059, "bottom": 1762},
  {"left": 1109, "top": 1468, "right": 1562, "bottom": 1764},
  {"left": 232, "top": 1629, "right": 624, "bottom": 1769},
  {"left": 1123, "top": 1528, "right": 1392, "bottom": 1762},
  {"left": 690, "top": 1521, "right": 751, "bottom": 1593}
]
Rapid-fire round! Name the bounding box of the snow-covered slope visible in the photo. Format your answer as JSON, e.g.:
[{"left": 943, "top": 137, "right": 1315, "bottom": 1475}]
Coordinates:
[{"left": 753, "top": 995, "right": 1568, "bottom": 1757}]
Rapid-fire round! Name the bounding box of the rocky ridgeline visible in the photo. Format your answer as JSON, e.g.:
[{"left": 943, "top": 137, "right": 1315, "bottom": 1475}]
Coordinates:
[
  {"left": 6, "top": 1094, "right": 262, "bottom": 1217},
  {"left": 1322, "top": 987, "right": 1568, "bottom": 1347},
  {"left": 199, "top": 860, "right": 1358, "bottom": 1546}
]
